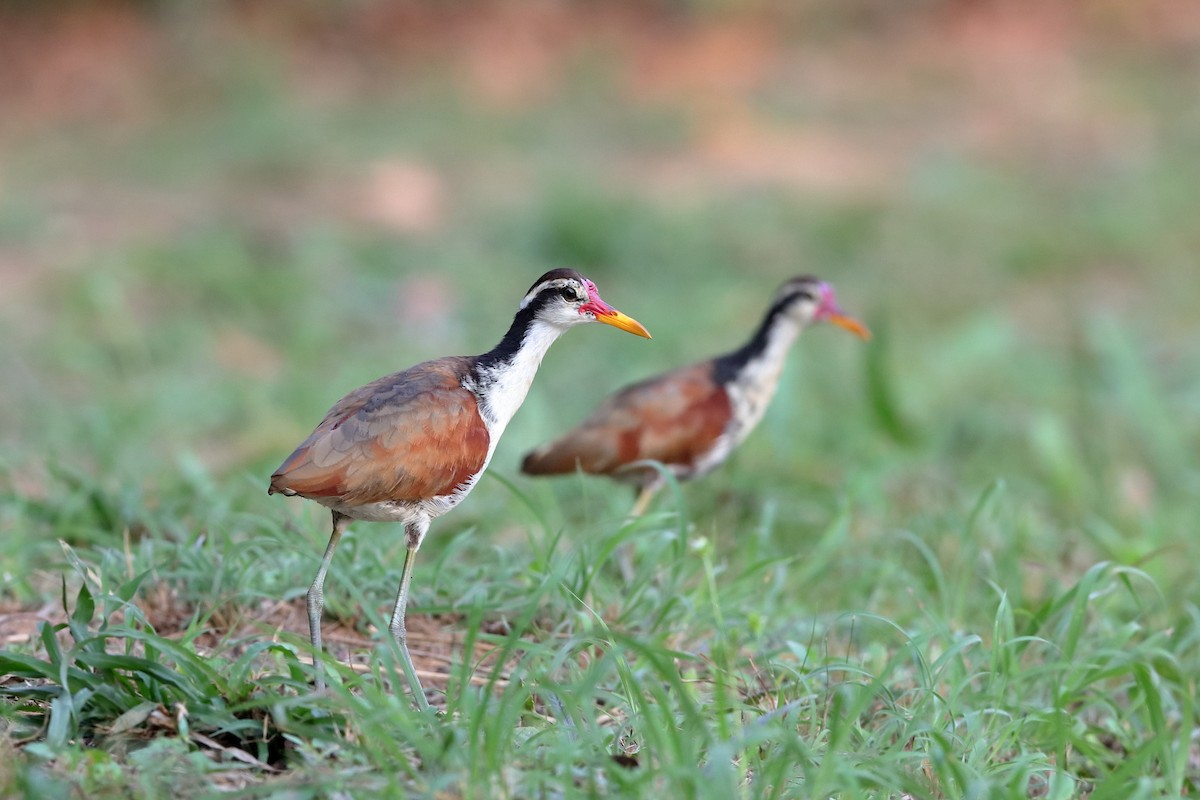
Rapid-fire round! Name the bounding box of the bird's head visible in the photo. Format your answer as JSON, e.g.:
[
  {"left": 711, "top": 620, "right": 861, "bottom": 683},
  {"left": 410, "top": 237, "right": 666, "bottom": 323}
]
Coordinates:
[
  {"left": 521, "top": 269, "right": 651, "bottom": 338},
  {"left": 775, "top": 276, "right": 870, "bottom": 339}
]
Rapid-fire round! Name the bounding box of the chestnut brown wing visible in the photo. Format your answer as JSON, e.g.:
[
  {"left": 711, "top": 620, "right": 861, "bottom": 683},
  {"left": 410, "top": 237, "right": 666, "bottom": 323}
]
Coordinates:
[
  {"left": 521, "top": 362, "right": 732, "bottom": 477},
  {"left": 270, "top": 357, "right": 490, "bottom": 505}
]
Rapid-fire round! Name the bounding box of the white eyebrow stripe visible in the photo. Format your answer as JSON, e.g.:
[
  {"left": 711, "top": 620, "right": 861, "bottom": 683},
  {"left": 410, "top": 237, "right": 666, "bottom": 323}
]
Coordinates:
[{"left": 519, "top": 278, "right": 576, "bottom": 309}]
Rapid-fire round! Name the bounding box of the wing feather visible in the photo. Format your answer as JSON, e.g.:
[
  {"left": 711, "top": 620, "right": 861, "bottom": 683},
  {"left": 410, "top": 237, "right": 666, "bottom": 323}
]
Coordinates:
[
  {"left": 521, "top": 362, "right": 731, "bottom": 477},
  {"left": 270, "top": 358, "right": 490, "bottom": 505}
]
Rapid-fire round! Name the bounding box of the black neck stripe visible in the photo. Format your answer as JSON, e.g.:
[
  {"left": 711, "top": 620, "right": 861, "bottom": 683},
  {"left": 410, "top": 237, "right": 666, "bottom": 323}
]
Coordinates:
[
  {"left": 473, "top": 288, "right": 561, "bottom": 373},
  {"left": 712, "top": 293, "right": 801, "bottom": 384}
]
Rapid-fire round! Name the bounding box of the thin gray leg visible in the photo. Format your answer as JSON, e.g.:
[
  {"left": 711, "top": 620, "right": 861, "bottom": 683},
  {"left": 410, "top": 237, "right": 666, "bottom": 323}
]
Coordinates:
[
  {"left": 308, "top": 511, "right": 349, "bottom": 692},
  {"left": 388, "top": 520, "right": 430, "bottom": 710}
]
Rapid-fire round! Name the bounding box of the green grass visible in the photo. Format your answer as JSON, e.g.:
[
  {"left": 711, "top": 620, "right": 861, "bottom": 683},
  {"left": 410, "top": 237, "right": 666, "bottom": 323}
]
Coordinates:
[{"left": 2, "top": 7, "right": 1200, "bottom": 798}]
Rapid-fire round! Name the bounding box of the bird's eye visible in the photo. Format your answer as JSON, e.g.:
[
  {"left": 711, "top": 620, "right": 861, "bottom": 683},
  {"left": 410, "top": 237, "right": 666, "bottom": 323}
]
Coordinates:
[{"left": 560, "top": 286, "right": 582, "bottom": 302}]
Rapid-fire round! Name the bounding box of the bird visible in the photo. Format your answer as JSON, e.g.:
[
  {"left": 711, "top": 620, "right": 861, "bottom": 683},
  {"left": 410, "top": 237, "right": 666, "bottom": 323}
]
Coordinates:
[
  {"left": 520, "top": 276, "right": 868, "bottom": 517},
  {"left": 268, "top": 268, "right": 650, "bottom": 706}
]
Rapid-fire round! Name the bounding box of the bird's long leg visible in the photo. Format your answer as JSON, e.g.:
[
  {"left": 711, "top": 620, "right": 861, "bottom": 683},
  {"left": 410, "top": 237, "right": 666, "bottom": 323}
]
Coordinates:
[
  {"left": 628, "top": 481, "right": 661, "bottom": 519},
  {"left": 388, "top": 520, "right": 430, "bottom": 711},
  {"left": 309, "top": 511, "right": 350, "bottom": 692}
]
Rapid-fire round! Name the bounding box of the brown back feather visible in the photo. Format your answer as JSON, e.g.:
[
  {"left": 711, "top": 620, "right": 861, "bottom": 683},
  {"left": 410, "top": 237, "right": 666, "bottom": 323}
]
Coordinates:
[
  {"left": 521, "top": 362, "right": 731, "bottom": 477},
  {"left": 270, "top": 357, "right": 490, "bottom": 505}
]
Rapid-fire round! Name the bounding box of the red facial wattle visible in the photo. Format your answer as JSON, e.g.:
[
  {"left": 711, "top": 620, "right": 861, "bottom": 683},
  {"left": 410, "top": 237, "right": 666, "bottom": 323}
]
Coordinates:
[
  {"left": 579, "top": 280, "right": 652, "bottom": 338},
  {"left": 577, "top": 280, "right": 604, "bottom": 314},
  {"left": 816, "top": 283, "right": 871, "bottom": 340}
]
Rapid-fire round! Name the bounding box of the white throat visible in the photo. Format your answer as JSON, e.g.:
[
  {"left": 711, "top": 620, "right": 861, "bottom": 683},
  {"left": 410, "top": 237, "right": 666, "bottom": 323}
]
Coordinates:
[
  {"left": 741, "top": 315, "right": 803, "bottom": 391},
  {"left": 469, "top": 318, "right": 568, "bottom": 454},
  {"left": 723, "top": 314, "right": 805, "bottom": 447}
]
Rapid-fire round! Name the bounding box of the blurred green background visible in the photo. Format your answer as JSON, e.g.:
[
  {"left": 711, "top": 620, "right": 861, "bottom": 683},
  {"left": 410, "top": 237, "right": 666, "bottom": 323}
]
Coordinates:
[
  {"left": 3, "top": 1, "right": 1200, "bottom": 794},
  {"left": 3, "top": 0, "right": 1196, "bottom": 590}
]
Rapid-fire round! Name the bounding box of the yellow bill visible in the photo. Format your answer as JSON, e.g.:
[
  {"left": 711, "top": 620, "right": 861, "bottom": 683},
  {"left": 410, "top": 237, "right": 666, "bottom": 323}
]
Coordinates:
[
  {"left": 828, "top": 313, "right": 871, "bottom": 340},
  {"left": 596, "top": 309, "right": 652, "bottom": 339}
]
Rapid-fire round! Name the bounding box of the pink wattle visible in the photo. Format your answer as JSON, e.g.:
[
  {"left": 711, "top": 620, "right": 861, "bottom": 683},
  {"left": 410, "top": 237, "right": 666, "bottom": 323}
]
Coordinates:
[{"left": 579, "top": 279, "right": 616, "bottom": 317}]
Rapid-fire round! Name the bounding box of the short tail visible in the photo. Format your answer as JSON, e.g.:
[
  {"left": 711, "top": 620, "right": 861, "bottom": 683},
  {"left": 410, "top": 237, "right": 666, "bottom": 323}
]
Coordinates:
[{"left": 267, "top": 473, "right": 298, "bottom": 497}]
